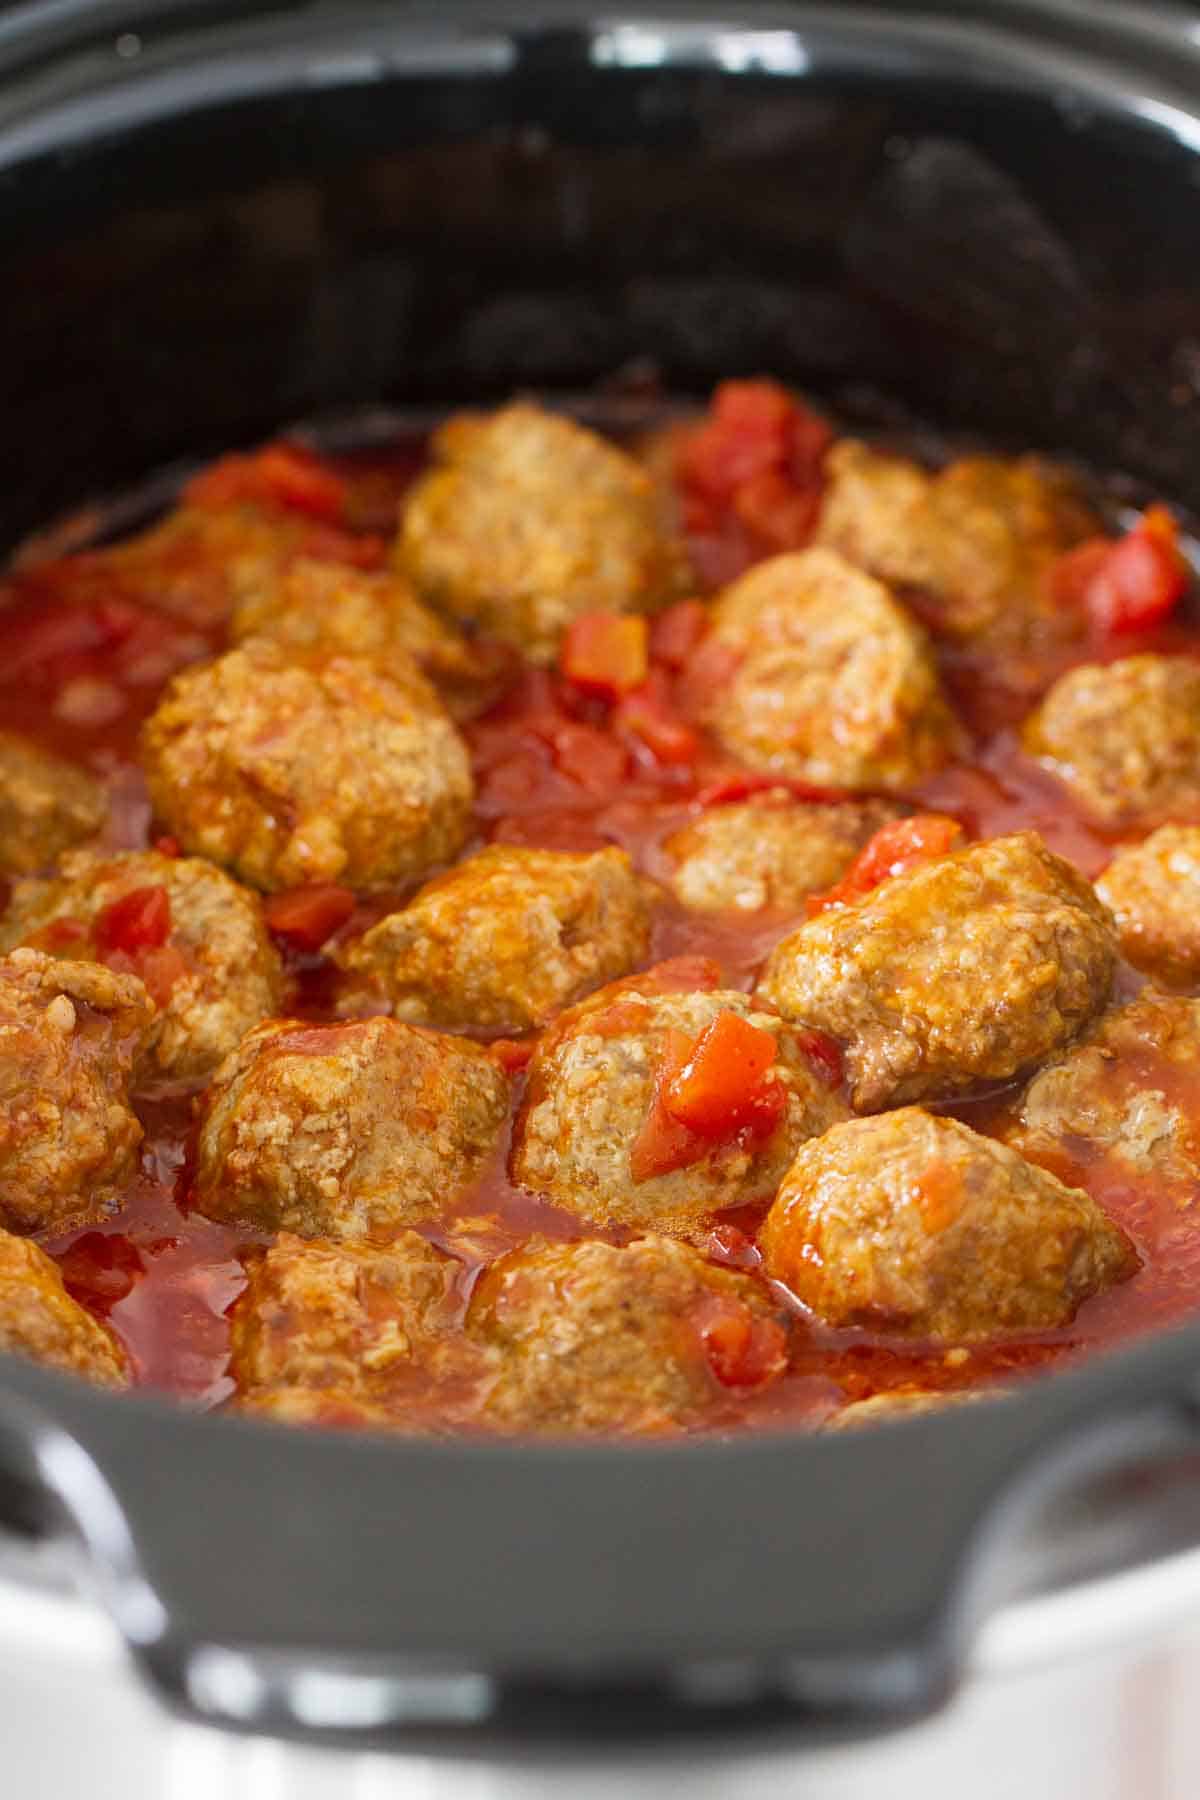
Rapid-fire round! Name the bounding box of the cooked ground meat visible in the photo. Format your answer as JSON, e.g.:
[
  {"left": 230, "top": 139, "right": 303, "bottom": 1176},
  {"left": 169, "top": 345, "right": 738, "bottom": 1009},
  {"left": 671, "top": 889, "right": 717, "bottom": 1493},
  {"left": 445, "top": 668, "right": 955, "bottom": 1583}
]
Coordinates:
[
  {"left": 141, "top": 639, "right": 474, "bottom": 892},
  {"left": 761, "top": 1108, "right": 1136, "bottom": 1340},
  {"left": 511, "top": 983, "right": 848, "bottom": 1234},
  {"left": 0, "top": 731, "right": 106, "bottom": 875},
  {"left": 336, "top": 845, "right": 651, "bottom": 1033},
  {"left": 467, "top": 1235, "right": 789, "bottom": 1435},
  {"left": 1006, "top": 992, "right": 1200, "bottom": 1201},
  {"left": 757, "top": 832, "right": 1117, "bottom": 1110},
  {"left": 815, "top": 440, "right": 1099, "bottom": 651},
  {"left": 1023, "top": 655, "right": 1200, "bottom": 829},
  {"left": 397, "top": 402, "right": 691, "bottom": 663},
  {"left": 703, "top": 548, "right": 958, "bottom": 790},
  {"left": 228, "top": 1231, "right": 476, "bottom": 1426},
  {"left": 824, "top": 1389, "right": 1001, "bottom": 1431},
  {"left": 0, "top": 949, "right": 153, "bottom": 1234},
  {"left": 0, "top": 1229, "right": 127, "bottom": 1386},
  {"left": 229, "top": 555, "right": 513, "bottom": 720},
  {"left": 663, "top": 795, "right": 905, "bottom": 912},
  {"left": 1096, "top": 827, "right": 1200, "bottom": 987},
  {"left": 192, "top": 1016, "right": 510, "bottom": 1238},
  {"left": 0, "top": 848, "right": 283, "bottom": 1083}
]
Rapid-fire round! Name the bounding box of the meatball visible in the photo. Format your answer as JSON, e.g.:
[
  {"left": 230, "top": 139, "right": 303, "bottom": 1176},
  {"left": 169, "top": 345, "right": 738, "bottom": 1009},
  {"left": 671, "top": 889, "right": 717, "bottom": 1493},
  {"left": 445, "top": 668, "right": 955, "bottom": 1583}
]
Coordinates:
[
  {"left": 1096, "top": 827, "right": 1200, "bottom": 987},
  {"left": 398, "top": 402, "right": 690, "bottom": 663},
  {"left": 468, "top": 1235, "right": 789, "bottom": 1435},
  {"left": 229, "top": 1231, "right": 475, "bottom": 1426},
  {"left": 815, "top": 440, "right": 1100, "bottom": 651},
  {"left": 703, "top": 548, "right": 957, "bottom": 791},
  {"left": 0, "top": 1230, "right": 127, "bottom": 1386},
  {"left": 760, "top": 1109, "right": 1135, "bottom": 1340},
  {"left": 229, "top": 555, "right": 512, "bottom": 721},
  {"left": 336, "top": 845, "right": 651, "bottom": 1033},
  {"left": 193, "top": 1016, "right": 510, "bottom": 1239},
  {"left": 0, "top": 848, "right": 283, "bottom": 1083},
  {"left": 0, "top": 950, "right": 153, "bottom": 1234},
  {"left": 141, "top": 639, "right": 473, "bottom": 892},
  {"left": 1007, "top": 992, "right": 1200, "bottom": 1199},
  {"left": 824, "top": 1389, "right": 1000, "bottom": 1431},
  {"left": 511, "top": 983, "right": 848, "bottom": 1234},
  {"left": 663, "top": 795, "right": 905, "bottom": 912},
  {"left": 0, "top": 731, "right": 105, "bottom": 876},
  {"left": 1023, "top": 655, "right": 1200, "bottom": 829},
  {"left": 757, "top": 832, "right": 1117, "bottom": 1110}
]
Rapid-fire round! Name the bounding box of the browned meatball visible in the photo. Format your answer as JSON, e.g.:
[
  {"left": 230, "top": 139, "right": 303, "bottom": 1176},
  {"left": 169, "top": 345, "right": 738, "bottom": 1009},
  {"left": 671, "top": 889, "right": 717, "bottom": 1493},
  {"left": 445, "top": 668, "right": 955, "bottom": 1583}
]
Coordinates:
[
  {"left": 0, "top": 849, "right": 283, "bottom": 1083},
  {"left": 663, "top": 795, "right": 905, "bottom": 912},
  {"left": 511, "top": 983, "right": 848, "bottom": 1234},
  {"left": 193, "top": 1016, "right": 510, "bottom": 1239},
  {"left": 0, "top": 731, "right": 106, "bottom": 875},
  {"left": 761, "top": 1109, "right": 1135, "bottom": 1341},
  {"left": 398, "top": 403, "right": 690, "bottom": 663},
  {"left": 704, "top": 548, "right": 958, "bottom": 791},
  {"left": 757, "top": 832, "right": 1116, "bottom": 1110},
  {"left": 228, "top": 1231, "right": 476, "bottom": 1428},
  {"left": 0, "top": 1230, "right": 127, "bottom": 1386},
  {"left": 1096, "top": 828, "right": 1200, "bottom": 987},
  {"left": 229, "top": 556, "right": 513, "bottom": 721},
  {"left": 468, "top": 1235, "right": 789, "bottom": 1435},
  {"left": 0, "top": 950, "right": 153, "bottom": 1234},
  {"left": 336, "top": 845, "right": 651, "bottom": 1033},
  {"left": 1023, "top": 656, "right": 1200, "bottom": 829},
  {"left": 1006, "top": 992, "right": 1200, "bottom": 1200},
  {"left": 141, "top": 639, "right": 473, "bottom": 892},
  {"left": 815, "top": 440, "right": 1099, "bottom": 651},
  {"left": 824, "top": 1389, "right": 1001, "bottom": 1431}
]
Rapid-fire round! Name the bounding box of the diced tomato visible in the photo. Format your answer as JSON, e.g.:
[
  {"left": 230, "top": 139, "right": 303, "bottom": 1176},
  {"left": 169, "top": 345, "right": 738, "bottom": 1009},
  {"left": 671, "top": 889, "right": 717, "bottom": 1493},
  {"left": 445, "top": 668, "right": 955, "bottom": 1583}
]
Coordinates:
[
  {"left": 94, "top": 884, "right": 172, "bottom": 953},
  {"left": 679, "top": 380, "right": 801, "bottom": 502},
  {"left": 691, "top": 1294, "right": 789, "bottom": 1390},
  {"left": 614, "top": 673, "right": 699, "bottom": 766},
  {"left": 57, "top": 1232, "right": 144, "bottom": 1312},
  {"left": 630, "top": 1029, "right": 706, "bottom": 1182},
  {"left": 692, "top": 768, "right": 849, "bottom": 807},
  {"left": 732, "top": 467, "right": 823, "bottom": 551},
  {"left": 490, "top": 1037, "right": 535, "bottom": 1075},
  {"left": 154, "top": 835, "right": 181, "bottom": 858},
  {"left": 792, "top": 1027, "right": 844, "bottom": 1089},
  {"left": 664, "top": 1009, "right": 780, "bottom": 1136},
  {"left": 703, "top": 1222, "right": 760, "bottom": 1271},
  {"left": 650, "top": 599, "right": 710, "bottom": 670},
  {"left": 185, "top": 442, "right": 349, "bottom": 523},
  {"left": 675, "top": 380, "right": 832, "bottom": 569},
  {"left": 264, "top": 884, "right": 356, "bottom": 952},
  {"left": 1049, "top": 505, "right": 1189, "bottom": 635},
  {"left": 42, "top": 916, "right": 88, "bottom": 950},
  {"left": 561, "top": 612, "right": 649, "bottom": 697},
  {"left": 807, "top": 814, "right": 964, "bottom": 915},
  {"left": 137, "top": 943, "right": 189, "bottom": 1009},
  {"left": 546, "top": 721, "right": 629, "bottom": 795}
]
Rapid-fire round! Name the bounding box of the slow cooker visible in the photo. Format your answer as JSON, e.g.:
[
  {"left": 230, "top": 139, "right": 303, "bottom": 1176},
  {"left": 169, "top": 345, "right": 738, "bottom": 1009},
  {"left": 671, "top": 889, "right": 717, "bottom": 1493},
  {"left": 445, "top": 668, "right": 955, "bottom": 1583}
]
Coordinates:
[{"left": 5, "top": 0, "right": 1200, "bottom": 1788}]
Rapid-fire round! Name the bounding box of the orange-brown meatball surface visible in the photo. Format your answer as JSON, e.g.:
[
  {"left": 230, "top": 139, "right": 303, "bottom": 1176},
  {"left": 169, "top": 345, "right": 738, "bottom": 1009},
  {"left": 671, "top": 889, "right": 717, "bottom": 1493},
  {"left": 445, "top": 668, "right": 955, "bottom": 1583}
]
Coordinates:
[
  {"left": 761, "top": 1109, "right": 1135, "bottom": 1341},
  {"left": 0, "top": 730, "right": 106, "bottom": 876},
  {"left": 1097, "top": 828, "right": 1200, "bottom": 988},
  {"left": 663, "top": 795, "right": 905, "bottom": 913},
  {"left": 0, "top": 1229, "right": 127, "bottom": 1386}
]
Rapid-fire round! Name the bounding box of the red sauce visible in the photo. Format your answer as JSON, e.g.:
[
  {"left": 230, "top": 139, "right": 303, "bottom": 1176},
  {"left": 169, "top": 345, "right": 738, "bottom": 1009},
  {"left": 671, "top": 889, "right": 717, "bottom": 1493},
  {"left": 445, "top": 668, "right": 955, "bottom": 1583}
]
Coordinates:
[{"left": 4, "top": 405, "right": 1200, "bottom": 1433}]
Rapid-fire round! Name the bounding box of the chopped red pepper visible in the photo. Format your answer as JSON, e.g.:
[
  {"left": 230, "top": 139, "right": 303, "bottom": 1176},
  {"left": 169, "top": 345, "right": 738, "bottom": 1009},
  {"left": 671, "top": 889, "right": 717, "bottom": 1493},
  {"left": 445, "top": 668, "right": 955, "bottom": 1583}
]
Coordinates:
[
  {"left": 1049, "top": 505, "right": 1189, "bottom": 634},
  {"left": 560, "top": 612, "right": 649, "bottom": 697},
  {"left": 664, "top": 1010, "right": 781, "bottom": 1136},
  {"left": 650, "top": 599, "right": 710, "bottom": 670},
  {"left": 94, "top": 884, "right": 172, "bottom": 953},
  {"left": 629, "top": 1029, "right": 705, "bottom": 1182},
  {"left": 691, "top": 1293, "right": 789, "bottom": 1390},
  {"left": 185, "top": 442, "right": 349, "bottom": 523},
  {"left": 264, "top": 884, "right": 356, "bottom": 952},
  {"left": 807, "top": 814, "right": 964, "bottom": 915},
  {"left": 613, "top": 672, "right": 699, "bottom": 766}
]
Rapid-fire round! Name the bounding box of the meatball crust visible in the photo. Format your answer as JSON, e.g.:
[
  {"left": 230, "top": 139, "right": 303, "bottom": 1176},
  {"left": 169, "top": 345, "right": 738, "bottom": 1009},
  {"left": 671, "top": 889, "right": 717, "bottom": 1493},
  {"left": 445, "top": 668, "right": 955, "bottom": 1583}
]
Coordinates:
[
  {"left": 761, "top": 1109, "right": 1135, "bottom": 1341},
  {"left": 1023, "top": 655, "right": 1200, "bottom": 829},
  {"left": 1096, "top": 827, "right": 1200, "bottom": 987},
  {"left": 0, "top": 848, "right": 283, "bottom": 1083},
  {"left": 336, "top": 845, "right": 651, "bottom": 1033},
  {"left": 0, "top": 731, "right": 106, "bottom": 876},
  {"left": 229, "top": 1231, "right": 473, "bottom": 1425},
  {"left": 398, "top": 403, "right": 690, "bottom": 663},
  {"left": 824, "top": 1389, "right": 1000, "bottom": 1431},
  {"left": 0, "top": 1230, "right": 127, "bottom": 1386},
  {"left": 757, "top": 832, "right": 1117, "bottom": 1111},
  {"left": 1007, "top": 992, "right": 1200, "bottom": 1199},
  {"left": 193, "top": 1016, "right": 510, "bottom": 1239},
  {"left": 815, "top": 440, "right": 1099, "bottom": 651},
  {"left": 140, "top": 638, "right": 474, "bottom": 892},
  {"left": 0, "top": 950, "right": 154, "bottom": 1234},
  {"left": 229, "top": 556, "right": 512, "bottom": 721},
  {"left": 663, "top": 795, "right": 905, "bottom": 913},
  {"left": 511, "top": 984, "right": 849, "bottom": 1234},
  {"left": 704, "top": 548, "right": 957, "bottom": 791},
  {"left": 468, "top": 1235, "right": 788, "bottom": 1435}
]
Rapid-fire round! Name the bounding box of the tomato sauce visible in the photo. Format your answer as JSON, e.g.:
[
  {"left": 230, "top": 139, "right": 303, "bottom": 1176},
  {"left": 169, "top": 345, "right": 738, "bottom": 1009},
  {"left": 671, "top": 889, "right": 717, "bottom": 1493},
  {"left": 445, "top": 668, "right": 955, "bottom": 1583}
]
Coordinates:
[{"left": 4, "top": 400, "right": 1200, "bottom": 1433}]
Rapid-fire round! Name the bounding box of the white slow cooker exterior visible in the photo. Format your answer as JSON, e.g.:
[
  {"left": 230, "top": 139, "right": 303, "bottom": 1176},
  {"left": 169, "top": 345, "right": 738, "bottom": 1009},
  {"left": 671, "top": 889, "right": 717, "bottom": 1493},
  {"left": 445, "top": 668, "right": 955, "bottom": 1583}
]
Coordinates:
[{"left": 11, "top": 1542, "right": 1200, "bottom": 1798}]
